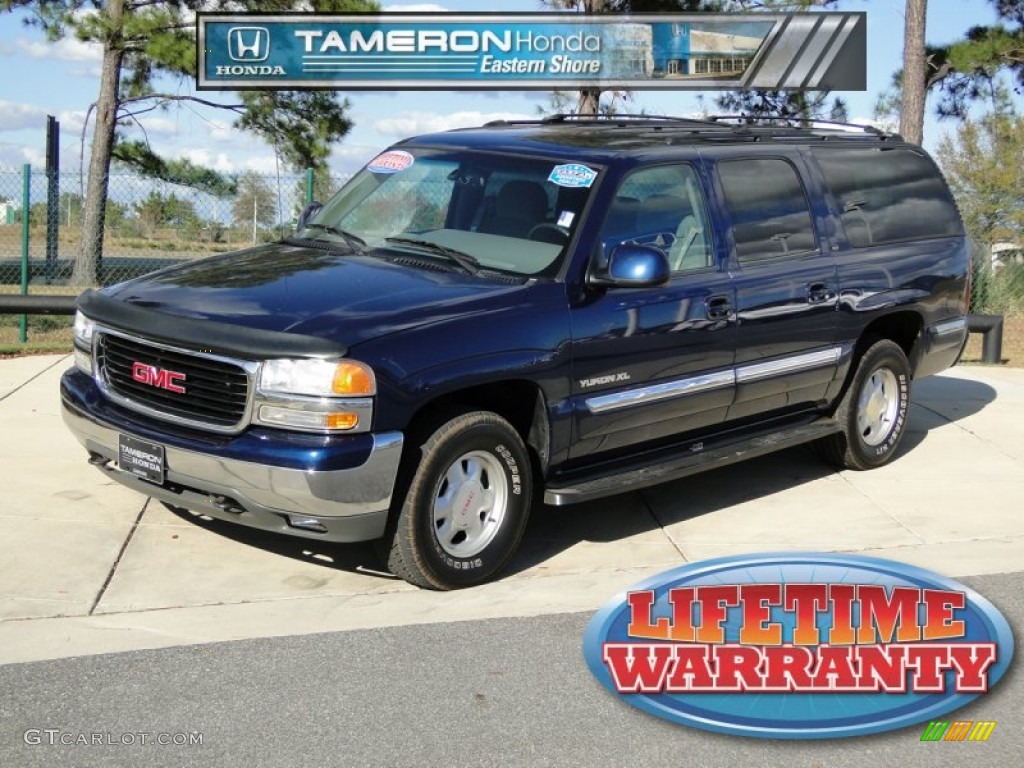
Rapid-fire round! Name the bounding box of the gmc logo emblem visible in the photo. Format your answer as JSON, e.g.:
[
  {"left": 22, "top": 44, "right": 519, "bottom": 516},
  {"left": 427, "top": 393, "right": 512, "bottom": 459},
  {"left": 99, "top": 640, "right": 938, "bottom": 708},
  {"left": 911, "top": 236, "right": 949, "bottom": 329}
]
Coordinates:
[{"left": 131, "top": 362, "right": 186, "bottom": 394}]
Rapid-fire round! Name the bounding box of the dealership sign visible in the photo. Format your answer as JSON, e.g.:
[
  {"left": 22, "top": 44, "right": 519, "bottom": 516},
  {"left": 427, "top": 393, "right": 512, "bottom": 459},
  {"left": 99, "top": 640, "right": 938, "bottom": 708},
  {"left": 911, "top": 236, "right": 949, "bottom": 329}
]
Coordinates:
[
  {"left": 583, "top": 554, "right": 1013, "bottom": 739},
  {"left": 197, "top": 13, "right": 865, "bottom": 90}
]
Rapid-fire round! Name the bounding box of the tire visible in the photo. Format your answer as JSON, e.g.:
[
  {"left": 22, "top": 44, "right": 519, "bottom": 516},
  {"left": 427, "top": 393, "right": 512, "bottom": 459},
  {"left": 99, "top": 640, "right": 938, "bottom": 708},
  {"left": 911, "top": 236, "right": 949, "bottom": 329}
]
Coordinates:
[
  {"left": 816, "top": 339, "right": 912, "bottom": 471},
  {"left": 379, "top": 411, "right": 533, "bottom": 590}
]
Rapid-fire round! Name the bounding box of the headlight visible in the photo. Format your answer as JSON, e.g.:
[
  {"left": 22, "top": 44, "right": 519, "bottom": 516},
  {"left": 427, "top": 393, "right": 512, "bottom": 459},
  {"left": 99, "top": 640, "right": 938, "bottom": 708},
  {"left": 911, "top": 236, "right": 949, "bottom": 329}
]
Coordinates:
[
  {"left": 255, "top": 358, "right": 376, "bottom": 433},
  {"left": 72, "top": 311, "right": 95, "bottom": 374},
  {"left": 259, "top": 358, "right": 375, "bottom": 397},
  {"left": 73, "top": 311, "right": 95, "bottom": 347}
]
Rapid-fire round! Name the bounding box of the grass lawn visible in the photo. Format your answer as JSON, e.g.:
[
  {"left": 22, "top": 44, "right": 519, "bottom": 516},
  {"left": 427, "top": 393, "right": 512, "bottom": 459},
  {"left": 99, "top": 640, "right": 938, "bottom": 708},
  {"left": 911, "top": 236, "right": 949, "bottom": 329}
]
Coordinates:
[{"left": 0, "top": 315, "right": 73, "bottom": 354}]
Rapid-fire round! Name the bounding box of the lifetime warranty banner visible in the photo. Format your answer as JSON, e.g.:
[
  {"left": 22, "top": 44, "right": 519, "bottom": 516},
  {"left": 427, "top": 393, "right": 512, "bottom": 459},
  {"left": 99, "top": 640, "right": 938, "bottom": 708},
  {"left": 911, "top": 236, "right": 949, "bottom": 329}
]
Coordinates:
[{"left": 197, "top": 13, "right": 866, "bottom": 91}]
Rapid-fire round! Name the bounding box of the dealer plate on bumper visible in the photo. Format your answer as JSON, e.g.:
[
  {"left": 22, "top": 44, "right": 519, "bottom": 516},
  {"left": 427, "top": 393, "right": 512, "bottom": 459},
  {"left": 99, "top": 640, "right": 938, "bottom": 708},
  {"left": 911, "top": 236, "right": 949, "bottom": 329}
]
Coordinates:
[{"left": 118, "top": 434, "right": 165, "bottom": 484}]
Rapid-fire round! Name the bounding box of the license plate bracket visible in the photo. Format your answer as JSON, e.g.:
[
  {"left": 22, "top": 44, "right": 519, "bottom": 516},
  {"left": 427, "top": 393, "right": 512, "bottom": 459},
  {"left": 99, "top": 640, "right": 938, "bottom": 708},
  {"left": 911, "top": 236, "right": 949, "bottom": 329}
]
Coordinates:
[{"left": 118, "top": 434, "right": 165, "bottom": 484}]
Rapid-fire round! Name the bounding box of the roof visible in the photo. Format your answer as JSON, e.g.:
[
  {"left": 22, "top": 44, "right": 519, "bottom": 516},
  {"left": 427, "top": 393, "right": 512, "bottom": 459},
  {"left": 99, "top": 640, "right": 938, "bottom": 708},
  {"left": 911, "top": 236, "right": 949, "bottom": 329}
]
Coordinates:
[{"left": 396, "top": 114, "right": 908, "bottom": 163}]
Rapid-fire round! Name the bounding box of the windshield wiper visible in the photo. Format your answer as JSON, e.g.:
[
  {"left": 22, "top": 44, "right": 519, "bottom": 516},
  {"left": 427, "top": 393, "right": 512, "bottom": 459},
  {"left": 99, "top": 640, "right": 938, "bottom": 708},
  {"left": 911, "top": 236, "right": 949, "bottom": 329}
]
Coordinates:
[
  {"left": 384, "top": 235, "right": 482, "bottom": 276},
  {"left": 303, "top": 223, "right": 367, "bottom": 252}
]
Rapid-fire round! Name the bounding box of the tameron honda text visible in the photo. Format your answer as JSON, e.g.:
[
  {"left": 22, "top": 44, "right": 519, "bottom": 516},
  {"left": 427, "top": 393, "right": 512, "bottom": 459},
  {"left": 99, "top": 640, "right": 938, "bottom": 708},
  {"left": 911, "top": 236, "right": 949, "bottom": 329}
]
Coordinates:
[
  {"left": 583, "top": 554, "right": 1013, "bottom": 739},
  {"left": 197, "top": 14, "right": 867, "bottom": 89}
]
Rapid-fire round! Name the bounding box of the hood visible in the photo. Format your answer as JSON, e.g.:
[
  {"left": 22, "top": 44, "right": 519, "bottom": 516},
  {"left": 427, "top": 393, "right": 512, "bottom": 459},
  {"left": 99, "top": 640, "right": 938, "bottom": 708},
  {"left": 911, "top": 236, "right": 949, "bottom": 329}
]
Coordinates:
[{"left": 104, "top": 242, "right": 533, "bottom": 347}]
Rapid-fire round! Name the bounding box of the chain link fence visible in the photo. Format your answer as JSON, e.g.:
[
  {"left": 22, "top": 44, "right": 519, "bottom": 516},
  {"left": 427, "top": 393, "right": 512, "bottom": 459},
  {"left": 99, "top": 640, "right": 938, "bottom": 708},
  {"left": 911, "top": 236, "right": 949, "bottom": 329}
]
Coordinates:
[
  {"left": 971, "top": 244, "right": 1024, "bottom": 316},
  {"left": 0, "top": 165, "right": 351, "bottom": 292},
  {"left": 964, "top": 245, "right": 1024, "bottom": 365},
  {"left": 0, "top": 164, "right": 349, "bottom": 346}
]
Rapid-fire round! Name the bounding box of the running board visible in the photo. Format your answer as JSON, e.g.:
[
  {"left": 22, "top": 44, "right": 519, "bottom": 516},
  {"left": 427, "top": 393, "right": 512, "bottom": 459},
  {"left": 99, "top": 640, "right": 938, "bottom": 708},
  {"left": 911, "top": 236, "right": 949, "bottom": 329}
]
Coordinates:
[{"left": 543, "top": 417, "right": 841, "bottom": 506}]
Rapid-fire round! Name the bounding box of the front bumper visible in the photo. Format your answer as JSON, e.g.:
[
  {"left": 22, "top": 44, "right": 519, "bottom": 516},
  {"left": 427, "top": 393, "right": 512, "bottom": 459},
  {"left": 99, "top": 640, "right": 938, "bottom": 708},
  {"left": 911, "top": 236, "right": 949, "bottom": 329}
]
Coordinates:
[{"left": 61, "top": 369, "right": 403, "bottom": 543}]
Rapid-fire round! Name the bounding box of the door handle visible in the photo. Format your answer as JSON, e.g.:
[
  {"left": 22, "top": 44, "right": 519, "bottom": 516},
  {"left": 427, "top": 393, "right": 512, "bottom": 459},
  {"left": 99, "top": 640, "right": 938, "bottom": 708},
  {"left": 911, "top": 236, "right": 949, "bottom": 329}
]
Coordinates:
[
  {"left": 705, "top": 294, "right": 732, "bottom": 320},
  {"left": 807, "top": 282, "right": 831, "bottom": 304}
]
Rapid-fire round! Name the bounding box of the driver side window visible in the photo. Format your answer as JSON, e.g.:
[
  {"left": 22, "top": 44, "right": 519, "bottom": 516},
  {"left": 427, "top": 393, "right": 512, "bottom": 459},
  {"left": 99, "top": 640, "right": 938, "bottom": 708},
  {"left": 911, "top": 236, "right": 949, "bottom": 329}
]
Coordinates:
[{"left": 600, "top": 164, "right": 714, "bottom": 273}]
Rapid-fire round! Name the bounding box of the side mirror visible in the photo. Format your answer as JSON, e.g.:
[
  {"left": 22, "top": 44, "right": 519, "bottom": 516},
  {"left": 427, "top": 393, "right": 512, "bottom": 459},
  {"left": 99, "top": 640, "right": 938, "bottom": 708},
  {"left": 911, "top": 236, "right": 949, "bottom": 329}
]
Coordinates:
[
  {"left": 296, "top": 201, "right": 323, "bottom": 231},
  {"left": 590, "top": 244, "right": 670, "bottom": 288}
]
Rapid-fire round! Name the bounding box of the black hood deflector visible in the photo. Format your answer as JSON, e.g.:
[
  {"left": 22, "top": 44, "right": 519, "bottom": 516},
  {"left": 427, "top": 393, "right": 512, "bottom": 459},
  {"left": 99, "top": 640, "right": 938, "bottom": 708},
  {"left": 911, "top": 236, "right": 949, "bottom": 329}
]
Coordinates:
[{"left": 78, "top": 290, "right": 348, "bottom": 360}]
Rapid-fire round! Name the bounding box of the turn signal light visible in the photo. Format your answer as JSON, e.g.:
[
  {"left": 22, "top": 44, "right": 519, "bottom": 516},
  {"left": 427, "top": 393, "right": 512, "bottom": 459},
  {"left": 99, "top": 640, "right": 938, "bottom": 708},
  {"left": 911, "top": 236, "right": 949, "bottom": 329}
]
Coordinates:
[
  {"left": 332, "top": 362, "right": 375, "bottom": 396},
  {"left": 258, "top": 405, "right": 361, "bottom": 432},
  {"left": 326, "top": 412, "right": 360, "bottom": 430}
]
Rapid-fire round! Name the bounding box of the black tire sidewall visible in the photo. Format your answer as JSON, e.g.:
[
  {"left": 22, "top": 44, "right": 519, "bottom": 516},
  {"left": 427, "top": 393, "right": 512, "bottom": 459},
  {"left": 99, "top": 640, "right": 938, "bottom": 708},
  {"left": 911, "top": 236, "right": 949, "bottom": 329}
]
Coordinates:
[
  {"left": 407, "top": 415, "right": 531, "bottom": 588},
  {"left": 845, "top": 343, "right": 911, "bottom": 467}
]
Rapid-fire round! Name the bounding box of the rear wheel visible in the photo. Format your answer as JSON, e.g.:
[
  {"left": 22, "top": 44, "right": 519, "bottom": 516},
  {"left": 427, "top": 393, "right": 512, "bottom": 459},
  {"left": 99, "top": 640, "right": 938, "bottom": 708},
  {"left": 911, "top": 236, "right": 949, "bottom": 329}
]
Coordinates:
[
  {"left": 816, "top": 339, "right": 912, "bottom": 470},
  {"left": 380, "top": 410, "right": 533, "bottom": 589}
]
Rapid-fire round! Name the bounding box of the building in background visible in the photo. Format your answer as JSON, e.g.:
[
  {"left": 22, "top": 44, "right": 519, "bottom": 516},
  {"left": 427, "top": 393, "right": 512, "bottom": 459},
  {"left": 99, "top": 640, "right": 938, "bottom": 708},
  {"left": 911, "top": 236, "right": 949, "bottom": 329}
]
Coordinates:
[
  {"left": 606, "top": 24, "right": 654, "bottom": 77},
  {"left": 0, "top": 200, "right": 20, "bottom": 225},
  {"left": 651, "top": 23, "right": 764, "bottom": 78},
  {"left": 991, "top": 242, "right": 1024, "bottom": 270}
]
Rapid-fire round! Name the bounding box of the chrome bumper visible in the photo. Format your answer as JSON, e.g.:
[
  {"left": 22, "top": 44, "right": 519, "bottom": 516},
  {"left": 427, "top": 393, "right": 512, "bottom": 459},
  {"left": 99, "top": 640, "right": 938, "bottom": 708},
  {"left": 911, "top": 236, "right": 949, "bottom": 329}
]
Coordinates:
[{"left": 61, "top": 402, "right": 404, "bottom": 543}]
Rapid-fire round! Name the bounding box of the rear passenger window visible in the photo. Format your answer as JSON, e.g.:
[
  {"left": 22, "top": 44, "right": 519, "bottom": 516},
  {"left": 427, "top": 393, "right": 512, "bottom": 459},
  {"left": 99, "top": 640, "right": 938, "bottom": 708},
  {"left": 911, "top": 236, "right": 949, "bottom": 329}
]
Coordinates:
[
  {"left": 812, "top": 147, "right": 963, "bottom": 247},
  {"left": 718, "top": 158, "right": 817, "bottom": 264}
]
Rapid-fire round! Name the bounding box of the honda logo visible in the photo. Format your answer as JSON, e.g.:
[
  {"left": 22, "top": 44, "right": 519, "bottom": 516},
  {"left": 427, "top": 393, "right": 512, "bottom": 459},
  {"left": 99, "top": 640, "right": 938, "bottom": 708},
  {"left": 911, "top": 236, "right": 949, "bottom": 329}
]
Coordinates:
[
  {"left": 131, "top": 362, "right": 186, "bottom": 394},
  {"left": 228, "top": 27, "right": 270, "bottom": 62}
]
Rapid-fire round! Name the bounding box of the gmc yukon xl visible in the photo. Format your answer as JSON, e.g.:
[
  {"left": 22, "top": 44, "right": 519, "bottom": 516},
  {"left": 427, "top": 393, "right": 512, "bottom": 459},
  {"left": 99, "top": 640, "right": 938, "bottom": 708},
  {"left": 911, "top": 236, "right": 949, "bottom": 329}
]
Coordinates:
[{"left": 61, "top": 115, "right": 970, "bottom": 589}]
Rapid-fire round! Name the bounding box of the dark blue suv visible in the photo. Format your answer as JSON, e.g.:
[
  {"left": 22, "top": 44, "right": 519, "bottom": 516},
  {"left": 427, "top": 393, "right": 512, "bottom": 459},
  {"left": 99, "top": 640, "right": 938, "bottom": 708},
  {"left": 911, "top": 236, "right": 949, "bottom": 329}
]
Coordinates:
[{"left": 61, "top": 115, "right": 971, "bottom": 589}]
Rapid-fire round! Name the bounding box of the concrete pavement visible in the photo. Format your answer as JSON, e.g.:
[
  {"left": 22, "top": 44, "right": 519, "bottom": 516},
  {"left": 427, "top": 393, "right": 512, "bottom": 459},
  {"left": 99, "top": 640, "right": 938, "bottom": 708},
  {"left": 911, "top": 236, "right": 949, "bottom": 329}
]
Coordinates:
[{"left": 1, "top": 355, "right": 1022, "bottom": 664}]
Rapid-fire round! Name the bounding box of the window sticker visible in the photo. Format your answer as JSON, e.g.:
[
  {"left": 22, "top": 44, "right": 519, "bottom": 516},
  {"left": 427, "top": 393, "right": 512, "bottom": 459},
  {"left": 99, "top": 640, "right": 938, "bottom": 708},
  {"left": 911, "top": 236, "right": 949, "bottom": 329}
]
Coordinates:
[
  {"left": 548, "top": 163, "right": 598, "bottom": 188},
  {"left": 557, "top": 210, "right": 576, "bottom": 228},
  {"left": 367, "top": 150, "right": 415, "bottom": 174}
]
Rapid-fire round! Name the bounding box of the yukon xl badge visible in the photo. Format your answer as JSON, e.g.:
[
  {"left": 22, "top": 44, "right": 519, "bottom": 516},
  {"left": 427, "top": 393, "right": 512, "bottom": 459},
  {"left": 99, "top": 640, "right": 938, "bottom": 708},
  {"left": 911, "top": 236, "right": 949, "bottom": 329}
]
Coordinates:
[{"left": 579, "top": 372, "right": 630, "bottom": 389}]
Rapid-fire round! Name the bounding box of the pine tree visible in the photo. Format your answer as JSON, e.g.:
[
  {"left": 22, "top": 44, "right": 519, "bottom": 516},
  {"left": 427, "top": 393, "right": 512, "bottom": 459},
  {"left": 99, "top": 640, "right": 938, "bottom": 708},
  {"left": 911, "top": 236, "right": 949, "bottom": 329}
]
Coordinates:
[{"left": 2, "top": 0, "right": 378, "bottom": 285}]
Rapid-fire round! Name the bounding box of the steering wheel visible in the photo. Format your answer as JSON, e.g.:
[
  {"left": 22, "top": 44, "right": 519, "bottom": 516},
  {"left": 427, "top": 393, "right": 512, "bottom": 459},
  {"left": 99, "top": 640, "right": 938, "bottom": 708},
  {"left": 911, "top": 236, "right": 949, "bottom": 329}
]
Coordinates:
[{"left": 527, "top": 223, "right": 571, "bottom": 245}]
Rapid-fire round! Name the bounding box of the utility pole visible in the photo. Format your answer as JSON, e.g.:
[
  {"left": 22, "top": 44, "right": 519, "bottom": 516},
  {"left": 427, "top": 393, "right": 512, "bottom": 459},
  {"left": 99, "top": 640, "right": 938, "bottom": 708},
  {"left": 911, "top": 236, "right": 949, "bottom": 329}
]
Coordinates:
[{"left": 252, "top": 196, "right": 258, "bottom": 245}]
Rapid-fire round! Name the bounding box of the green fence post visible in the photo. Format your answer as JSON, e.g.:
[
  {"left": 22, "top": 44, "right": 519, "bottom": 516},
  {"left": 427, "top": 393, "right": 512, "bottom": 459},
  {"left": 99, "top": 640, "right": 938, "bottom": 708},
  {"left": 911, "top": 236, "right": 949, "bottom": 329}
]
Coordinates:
[
  {"left": 19, "top": 163, "right": 31, "bottom": 343},
  {"left": 305, "top": 168, "right": 314, "bottom": 205}
]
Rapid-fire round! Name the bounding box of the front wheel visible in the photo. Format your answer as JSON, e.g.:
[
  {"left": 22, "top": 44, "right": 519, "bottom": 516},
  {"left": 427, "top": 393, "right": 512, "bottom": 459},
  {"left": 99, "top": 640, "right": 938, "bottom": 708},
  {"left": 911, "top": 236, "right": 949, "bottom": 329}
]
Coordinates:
[
  {"left": 816, "top": 339, "right": 912, "bottom": 471},
  {"left": 380, "top": 411, "right": 533, "bottom": 589}
]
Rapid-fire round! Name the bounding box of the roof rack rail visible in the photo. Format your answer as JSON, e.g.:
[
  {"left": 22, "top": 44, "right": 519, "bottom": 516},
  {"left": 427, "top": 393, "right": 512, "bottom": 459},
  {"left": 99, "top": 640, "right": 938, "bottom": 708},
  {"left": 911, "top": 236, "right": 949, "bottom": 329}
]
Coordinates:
[
  {"left": 541, "top": 113, "right": 716, "bottom": 125},
  {"left": 483, "top": 114, "right": 721, "bottom": 128},
  {"left": 708, "top": 115, "right": 887, "bottom": 135},
  {"left": 476, "top": 113, "right": 902, "bottom": 143}
]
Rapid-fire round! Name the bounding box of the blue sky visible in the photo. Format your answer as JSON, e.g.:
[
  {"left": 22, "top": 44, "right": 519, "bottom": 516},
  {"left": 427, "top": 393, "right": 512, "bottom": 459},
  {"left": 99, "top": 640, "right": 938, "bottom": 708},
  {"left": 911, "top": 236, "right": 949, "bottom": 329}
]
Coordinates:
[{"left": 0, "top": 0, "right": 1016, "bottom": 177}]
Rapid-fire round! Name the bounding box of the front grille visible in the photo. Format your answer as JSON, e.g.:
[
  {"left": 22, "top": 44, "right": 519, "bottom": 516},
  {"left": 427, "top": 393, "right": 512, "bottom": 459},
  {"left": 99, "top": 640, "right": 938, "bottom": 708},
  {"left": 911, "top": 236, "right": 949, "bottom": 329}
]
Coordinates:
[{"left": 98, "top": 333, "right": 250, "bottom": 430}]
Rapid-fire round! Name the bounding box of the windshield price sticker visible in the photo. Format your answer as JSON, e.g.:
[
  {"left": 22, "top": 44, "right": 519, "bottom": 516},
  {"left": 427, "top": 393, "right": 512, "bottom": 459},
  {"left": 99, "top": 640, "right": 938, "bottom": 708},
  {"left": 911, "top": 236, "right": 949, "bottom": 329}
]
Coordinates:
[
  {"left": 367, "top": 150, "right": 415, "bottom": 174},
  {"left": 548, "top": 163, "right": 597, "bottom": 188}
]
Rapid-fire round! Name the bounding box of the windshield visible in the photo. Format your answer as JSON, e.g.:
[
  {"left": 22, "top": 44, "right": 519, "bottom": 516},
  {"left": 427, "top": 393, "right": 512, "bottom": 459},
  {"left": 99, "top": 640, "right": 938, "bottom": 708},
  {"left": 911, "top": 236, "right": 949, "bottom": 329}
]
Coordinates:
[{"left": 302, "top": 148, "right": 599, "bottom": 277}]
